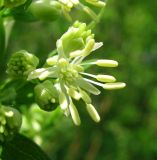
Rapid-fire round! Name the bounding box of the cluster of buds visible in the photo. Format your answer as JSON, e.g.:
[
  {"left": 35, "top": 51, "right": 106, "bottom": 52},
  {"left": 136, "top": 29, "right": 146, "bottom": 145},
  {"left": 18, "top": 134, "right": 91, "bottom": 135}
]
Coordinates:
[
  {"left": 0, "top": 104, "right": 22, "bottom": 142},
  {"left": 28, "top": 21, "right": 126, "bottom": 125},
  {"left": 0, "top": 0, "right": 26, "bottom": 8},
  {"left": 7, "top": 50, "right": 39, "bottom": 79},
  {"left": 58, "top": 0, "right": 106, "bottom": 20}
]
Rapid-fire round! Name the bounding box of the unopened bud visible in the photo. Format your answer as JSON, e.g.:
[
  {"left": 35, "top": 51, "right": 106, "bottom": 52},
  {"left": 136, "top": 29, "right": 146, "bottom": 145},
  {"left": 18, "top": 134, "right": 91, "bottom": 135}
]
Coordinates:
[
  {"left": 0, "top": 105, "right": 22, "bottom": 142},
  {"left": 7, "top": 50, "right": 39, "bottom": 79},
  {"left": 34, "top": 80, "right": 58, "bottom": 111}
]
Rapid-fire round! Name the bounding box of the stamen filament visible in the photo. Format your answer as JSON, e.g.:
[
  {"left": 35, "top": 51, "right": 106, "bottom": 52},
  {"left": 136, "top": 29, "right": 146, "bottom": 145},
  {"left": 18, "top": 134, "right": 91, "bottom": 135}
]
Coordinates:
[
  {"left": 80, "top": 72, "right": 96, "bottom": 78},
  {"left": 83, "top": 78, "right": 104, "bottom": 88}
]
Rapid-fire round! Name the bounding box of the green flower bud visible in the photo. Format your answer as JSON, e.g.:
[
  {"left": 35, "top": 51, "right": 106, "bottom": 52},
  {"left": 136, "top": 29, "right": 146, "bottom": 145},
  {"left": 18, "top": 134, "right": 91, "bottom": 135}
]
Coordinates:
[
  {"left": 7, "top": 50, "right": 39, "bottom": 79},
  {"left": 4, "top": 0, "right": 27, "bottom": 7},
  {"left": 0, "top": 105, "right": 22, "bottom": 142},
  {"left": 34, "top": 80, "right": 58, "bottom": 111},
  {"left": 29, "top": 0, "right": 61, "bottom": 22},
  {"left": 58, "top": 21, "right": 95, "bottom": 57}
]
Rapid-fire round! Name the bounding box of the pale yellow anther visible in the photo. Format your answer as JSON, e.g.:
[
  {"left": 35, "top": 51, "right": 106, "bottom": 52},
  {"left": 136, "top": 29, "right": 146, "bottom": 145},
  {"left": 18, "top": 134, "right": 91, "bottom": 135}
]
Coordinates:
[
  {"left": 96, "top": 59, "right": 118, "bottom": 67},
  {"left": 69, "top": 102, "right": 81, "bottom": 125},
  {"left": 86, "top": 104, "right": 100, "bottom": 122},
  {"left": 74, "top": 65, "right": 84, "bottom": 72},
  {"left": 58, "top": 58, "right": 68, "bottom": 67},
  {"left": 103, "top": 82, "right": 126, "bottom": 90},
  {"left": 97, "top": 1, "right": 106, "bottom": 7},
  {"left": 83, "top": 39, "right": 95, "bottom": 56},
  {"left": 68, "top": 88, "right": 81, "bottom": 100},
  {"left": 70, "top": 50, "right": 83, "bottom": 58},
  {"left": 96, "top": 75, "right": 116, "bottom": 83},
  {"left": 59, "top": 92, "right": 68, "bottom": 110},
  {"left": 46, "top": 55, "right": 58, "bottom": 66},
  {"left": 79, "top": 89, "right": 92, "bottom": 104}
]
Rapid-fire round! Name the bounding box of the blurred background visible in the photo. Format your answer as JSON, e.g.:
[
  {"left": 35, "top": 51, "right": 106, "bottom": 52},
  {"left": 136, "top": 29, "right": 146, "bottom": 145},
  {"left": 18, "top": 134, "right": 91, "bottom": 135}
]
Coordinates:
[{"left": 6, "top": 0, "right": 157, "bottom": 159}]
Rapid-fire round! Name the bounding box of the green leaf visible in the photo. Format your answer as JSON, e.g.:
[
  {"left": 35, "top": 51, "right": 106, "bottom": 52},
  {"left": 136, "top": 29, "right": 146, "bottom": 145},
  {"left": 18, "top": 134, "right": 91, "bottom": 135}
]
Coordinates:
[{"left": 2, "top": 134, "right": 51, "bottom": 160}]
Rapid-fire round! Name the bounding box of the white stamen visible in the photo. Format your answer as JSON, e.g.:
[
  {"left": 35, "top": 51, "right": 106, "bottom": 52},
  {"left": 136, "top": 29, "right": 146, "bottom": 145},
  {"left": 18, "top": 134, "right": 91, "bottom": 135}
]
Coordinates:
[{"left": 83, "top": 78, "right": 105, "bottom": 88}]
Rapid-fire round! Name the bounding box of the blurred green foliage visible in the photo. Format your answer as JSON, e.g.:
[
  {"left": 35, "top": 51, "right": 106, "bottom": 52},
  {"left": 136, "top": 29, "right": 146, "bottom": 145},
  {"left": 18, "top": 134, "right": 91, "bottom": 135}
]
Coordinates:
[{"left": 3, "top": 0, "right": 157, "bottom": 159}]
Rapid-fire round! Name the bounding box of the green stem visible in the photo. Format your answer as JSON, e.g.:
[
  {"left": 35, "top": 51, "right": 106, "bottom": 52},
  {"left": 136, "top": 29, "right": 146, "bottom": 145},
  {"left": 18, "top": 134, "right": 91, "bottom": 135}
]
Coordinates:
[{"left": 87, "top": 7, "right": 105, "bottom": 30}]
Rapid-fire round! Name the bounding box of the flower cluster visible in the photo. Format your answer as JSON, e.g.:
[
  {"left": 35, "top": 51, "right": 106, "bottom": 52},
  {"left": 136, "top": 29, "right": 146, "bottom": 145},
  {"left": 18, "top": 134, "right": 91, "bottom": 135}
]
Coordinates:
[
  {"left": 7, "top": 50, "right": 39, "bottom": 79},
  {"left": 28, "top": 21, "right": 126, "bottom": 125},
  {"left": 0, "top": 105, "right": 22, "bottom": 142},
  {"left": 58, "top": 0, "right": 106, "bottom": 20}
]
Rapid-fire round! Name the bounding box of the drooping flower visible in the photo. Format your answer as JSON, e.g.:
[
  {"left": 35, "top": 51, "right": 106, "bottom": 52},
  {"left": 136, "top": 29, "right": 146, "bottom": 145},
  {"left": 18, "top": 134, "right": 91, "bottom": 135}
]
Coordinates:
[{"left": 28, "top": 21, "right": 126, "bottom": 125}]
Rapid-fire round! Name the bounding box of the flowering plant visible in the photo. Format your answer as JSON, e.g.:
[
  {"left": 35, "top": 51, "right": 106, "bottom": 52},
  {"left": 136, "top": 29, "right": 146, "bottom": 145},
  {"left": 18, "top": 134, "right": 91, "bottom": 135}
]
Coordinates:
[{"left": 0, "top": 0, "right": 125, "bottom": 159}]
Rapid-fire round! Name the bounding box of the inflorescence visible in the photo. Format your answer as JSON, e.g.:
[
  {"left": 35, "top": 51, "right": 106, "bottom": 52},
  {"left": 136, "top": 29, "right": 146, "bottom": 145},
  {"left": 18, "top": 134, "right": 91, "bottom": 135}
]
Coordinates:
[{"left": 27, "top": 21, "right": 126, "bottom": 125}]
